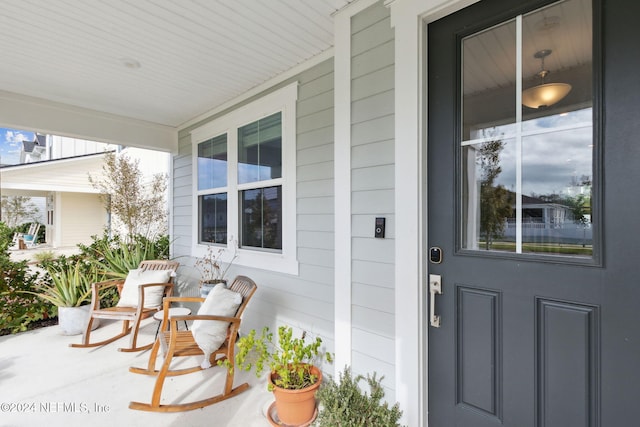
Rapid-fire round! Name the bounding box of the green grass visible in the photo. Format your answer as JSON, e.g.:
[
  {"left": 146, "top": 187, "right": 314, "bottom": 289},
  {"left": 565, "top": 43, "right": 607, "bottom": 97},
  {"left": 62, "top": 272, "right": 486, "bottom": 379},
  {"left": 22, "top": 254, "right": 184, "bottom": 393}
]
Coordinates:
[{"left": 483, "top": 241, "right": 593, "bottom": 256}]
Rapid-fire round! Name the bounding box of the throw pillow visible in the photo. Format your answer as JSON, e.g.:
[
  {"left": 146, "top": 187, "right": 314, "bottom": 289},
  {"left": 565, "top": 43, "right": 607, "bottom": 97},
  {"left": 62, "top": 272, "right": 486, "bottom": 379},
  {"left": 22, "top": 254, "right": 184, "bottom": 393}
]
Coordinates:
[
  {"left": 192, "top": 283, "right": 242, "bottom": 369},
  {"left": 116, "top": 268, "right": 172, "bottom": 308}
]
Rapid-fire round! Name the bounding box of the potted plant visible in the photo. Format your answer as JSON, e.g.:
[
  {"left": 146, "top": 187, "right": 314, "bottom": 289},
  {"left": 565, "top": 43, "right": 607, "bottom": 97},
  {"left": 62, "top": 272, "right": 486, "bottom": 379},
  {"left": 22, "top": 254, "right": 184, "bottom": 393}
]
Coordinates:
[
  {"left": 195, "top": 241, "right": 238, "bottom": 297},
  {"left": 25, "top": 258, "right": 103, "bottom": 335},
  {"left": 224, "top": 325, "right": 333, "bottom": 426},
  {"left": 315, "top": 366, "right": 405, "bottom": 427}
]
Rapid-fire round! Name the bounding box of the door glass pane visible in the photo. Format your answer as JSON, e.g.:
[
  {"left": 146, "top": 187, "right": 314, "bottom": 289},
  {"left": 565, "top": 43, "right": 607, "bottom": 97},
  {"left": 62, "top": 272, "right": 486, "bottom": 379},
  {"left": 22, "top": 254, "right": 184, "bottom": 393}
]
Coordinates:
[
  {"left": 461, "top": 0, "right": 593, "bottom": 258},
  {"left": 238, "top": 112, "right": 282, "bottom": 184}
]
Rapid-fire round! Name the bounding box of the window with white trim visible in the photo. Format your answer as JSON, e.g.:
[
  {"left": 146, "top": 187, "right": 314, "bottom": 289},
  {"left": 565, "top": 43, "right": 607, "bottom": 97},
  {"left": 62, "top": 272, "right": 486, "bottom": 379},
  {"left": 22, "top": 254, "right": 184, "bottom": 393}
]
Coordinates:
[{"left": 192, "top": 83, "right": 298, "bottom": 274}]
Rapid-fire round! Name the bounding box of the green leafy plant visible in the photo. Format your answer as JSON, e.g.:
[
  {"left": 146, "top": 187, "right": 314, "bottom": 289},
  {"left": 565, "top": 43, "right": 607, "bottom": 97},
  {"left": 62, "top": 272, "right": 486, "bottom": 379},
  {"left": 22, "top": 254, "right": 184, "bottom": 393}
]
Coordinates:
[
  {"left": 0, "top": 221, "right": 55, "bottom": 335},
  {"left": 33, "top": 250, "right": 56, "bottom": 263},
  {"left": 226, "top": 325, "right": 333, "bottom": 391},
  {"left": 26, "top": 258, "right": 100, "bottom": 307},
  {"left": 314, "top": 366, "right": 404, "bottom": 427},
  {"left": 78, "top": 232, "right": 170, "bottom": 279}
]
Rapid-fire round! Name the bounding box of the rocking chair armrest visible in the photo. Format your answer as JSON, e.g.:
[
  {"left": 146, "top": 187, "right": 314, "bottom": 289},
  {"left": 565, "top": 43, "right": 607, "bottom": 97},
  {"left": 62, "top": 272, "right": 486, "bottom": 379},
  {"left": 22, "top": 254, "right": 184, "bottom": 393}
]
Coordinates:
[
  {"left": 162, "top": 296, "right": 205, "bottom": 311},
  {"left": 170, "top": 314, "right": 240, "bottom": 324},
  {"left": 166, "top": 314, "right": 241, "bottom": 335}
]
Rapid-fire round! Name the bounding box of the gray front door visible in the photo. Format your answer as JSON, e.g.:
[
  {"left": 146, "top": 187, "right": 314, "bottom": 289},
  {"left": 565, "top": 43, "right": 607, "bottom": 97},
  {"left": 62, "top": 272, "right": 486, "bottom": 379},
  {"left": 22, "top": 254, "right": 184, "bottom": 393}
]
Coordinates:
[{"left": 427, "top": 0, "right": 640, "bottom": 425}]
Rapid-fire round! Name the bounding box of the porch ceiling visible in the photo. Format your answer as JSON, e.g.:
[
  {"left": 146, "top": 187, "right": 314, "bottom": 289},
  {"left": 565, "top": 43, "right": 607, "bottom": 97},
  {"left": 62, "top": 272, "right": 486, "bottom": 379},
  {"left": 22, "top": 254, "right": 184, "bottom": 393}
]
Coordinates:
[{"left": 0, "top": 0, "right": 354, "bottom": 129}]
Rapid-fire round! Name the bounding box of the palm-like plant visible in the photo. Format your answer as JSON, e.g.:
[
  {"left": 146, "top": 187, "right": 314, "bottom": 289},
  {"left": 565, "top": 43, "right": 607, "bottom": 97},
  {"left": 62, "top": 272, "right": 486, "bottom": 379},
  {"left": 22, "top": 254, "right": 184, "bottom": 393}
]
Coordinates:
[
  {"left": 27, "top": 260, "right": 99, "bottom": 307},
  {"left": 83, "top": 233, "right": 170, "bottom": 279}
]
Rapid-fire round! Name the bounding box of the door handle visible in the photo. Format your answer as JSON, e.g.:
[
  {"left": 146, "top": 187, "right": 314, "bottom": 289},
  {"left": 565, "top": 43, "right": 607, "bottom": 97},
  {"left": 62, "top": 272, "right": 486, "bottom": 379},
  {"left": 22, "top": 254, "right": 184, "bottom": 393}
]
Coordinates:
[{"left": 429, "top": 274, "right": 442, "bottom": 328}]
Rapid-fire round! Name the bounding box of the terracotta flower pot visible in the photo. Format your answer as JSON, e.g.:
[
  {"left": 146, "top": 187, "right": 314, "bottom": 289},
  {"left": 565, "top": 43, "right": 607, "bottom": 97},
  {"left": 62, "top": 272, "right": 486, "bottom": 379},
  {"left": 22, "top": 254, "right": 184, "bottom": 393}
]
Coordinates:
[{"left": 268, "top": 365, "right": 322, "bottom": 426}]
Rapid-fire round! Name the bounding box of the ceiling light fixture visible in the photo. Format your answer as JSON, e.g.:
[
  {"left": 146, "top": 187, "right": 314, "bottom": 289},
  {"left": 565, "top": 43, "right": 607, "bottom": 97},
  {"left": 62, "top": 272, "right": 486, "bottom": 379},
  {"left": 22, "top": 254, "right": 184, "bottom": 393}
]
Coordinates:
[
  {"left": 120, "top": 57, "right": 141, "bottom": 69},
  {"left": 522, "top": 49, "right": 571, "bottom": 109}
]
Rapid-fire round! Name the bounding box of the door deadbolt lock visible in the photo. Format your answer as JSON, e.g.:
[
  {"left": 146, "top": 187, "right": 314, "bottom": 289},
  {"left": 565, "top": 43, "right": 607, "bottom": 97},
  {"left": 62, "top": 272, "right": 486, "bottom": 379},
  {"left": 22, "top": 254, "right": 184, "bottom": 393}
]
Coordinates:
[{"left": 429, "top": 247, "right": 442, "bottom": 263}]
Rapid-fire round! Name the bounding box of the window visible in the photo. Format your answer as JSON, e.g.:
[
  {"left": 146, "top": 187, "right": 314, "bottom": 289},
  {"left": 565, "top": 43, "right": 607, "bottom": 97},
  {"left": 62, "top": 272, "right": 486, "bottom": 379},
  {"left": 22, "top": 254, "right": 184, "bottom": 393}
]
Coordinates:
[
  {"left": 192, "top": 82, "right": 298, "bottom": 274},
  {"left": 459, "top": 0, "right": 595, "bottom": 260}
]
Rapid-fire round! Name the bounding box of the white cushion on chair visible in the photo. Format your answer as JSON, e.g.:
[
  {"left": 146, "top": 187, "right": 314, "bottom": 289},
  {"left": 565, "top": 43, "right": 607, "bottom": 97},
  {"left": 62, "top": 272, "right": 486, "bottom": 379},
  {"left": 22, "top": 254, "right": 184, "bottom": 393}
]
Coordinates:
[
  {"left": 116, "top": 269, "right": 172, "bottom": 308},
  {"left": 192, "top": 283, "right": 242, "bottom": 369}
]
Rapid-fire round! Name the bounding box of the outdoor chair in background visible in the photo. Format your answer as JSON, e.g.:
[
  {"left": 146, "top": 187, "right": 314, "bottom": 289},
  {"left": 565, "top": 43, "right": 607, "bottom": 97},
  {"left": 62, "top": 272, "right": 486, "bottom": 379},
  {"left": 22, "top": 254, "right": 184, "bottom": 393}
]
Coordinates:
[
  {"left": 129, "top": 275, "right": 257, "bottom": 412},
  {"left": 12, "top": 223, "right": 40, "bottom": 249},
  {"left": 70, "top": 259, "right": 180, "bottom": 352},
  {"left": 22, "top": 223, "right": 40, "bottom": 248}
]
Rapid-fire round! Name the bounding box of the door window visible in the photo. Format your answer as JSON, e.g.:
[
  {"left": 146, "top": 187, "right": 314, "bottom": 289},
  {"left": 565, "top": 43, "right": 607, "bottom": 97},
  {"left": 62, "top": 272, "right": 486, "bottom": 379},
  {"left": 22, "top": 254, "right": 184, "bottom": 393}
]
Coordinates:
[{"left": 461, "top": 0, "right": 594, "bottom": 259}]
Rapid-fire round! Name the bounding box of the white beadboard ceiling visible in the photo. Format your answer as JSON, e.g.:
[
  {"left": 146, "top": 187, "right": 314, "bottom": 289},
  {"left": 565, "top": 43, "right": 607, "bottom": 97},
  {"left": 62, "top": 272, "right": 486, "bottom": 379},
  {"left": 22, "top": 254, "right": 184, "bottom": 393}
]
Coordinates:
[{"left": 0, "top": 0, "right": 355, "bottom": 128}]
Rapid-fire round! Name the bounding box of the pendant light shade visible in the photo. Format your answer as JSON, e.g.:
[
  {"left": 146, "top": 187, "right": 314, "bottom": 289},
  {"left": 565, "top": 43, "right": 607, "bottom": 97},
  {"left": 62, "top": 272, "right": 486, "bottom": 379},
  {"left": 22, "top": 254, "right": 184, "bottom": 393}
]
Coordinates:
[
  {"left": 522, "top": 49, "right": 571, "bottom": 109},
  {"left": 522, "top": 82, "right": 572, "bottom": 109}
]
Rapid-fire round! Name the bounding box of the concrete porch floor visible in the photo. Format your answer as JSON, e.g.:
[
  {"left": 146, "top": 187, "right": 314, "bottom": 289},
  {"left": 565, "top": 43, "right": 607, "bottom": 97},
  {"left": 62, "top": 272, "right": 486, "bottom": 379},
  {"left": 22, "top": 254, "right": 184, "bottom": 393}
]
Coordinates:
[{"left": 0, "top": 317, "right": 274, "bottom": 427}]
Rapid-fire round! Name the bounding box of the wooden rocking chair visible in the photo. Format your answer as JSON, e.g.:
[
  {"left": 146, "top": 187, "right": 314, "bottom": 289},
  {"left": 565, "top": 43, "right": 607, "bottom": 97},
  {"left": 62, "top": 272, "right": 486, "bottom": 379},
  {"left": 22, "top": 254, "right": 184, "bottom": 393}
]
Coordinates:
[
  {"left": 129, "top": 275, "right": 257, "bottom": 412},
  {"left": 70, "top": 260, "right": 180, "bottom": 352}
]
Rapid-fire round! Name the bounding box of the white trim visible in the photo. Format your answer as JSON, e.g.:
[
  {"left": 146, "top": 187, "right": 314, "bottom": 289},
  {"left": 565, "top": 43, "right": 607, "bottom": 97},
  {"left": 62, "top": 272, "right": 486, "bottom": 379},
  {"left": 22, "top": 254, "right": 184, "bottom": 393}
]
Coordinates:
[
  {"left": 179, "top": 49, "right": 333, "bottom": 130},
  {"left": 332, "top": 0, "right": 379, "bottom": 380},
  {"left": 387, "top": 0, "right": 481, "bottom": 426},
  {"left": 0, "top": 90, "right": 177, "bottom": 153},
  {"left": 190, "top": 82, "right": 299, "bottom": 275}
]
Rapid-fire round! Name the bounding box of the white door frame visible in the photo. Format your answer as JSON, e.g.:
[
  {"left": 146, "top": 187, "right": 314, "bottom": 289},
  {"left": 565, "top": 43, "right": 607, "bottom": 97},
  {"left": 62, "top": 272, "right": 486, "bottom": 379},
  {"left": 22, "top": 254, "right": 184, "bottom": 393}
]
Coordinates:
[
  {"left": 335, "top": 0, "right": 482, "bottom": 425},
  {"left": 386, "top": 0, "right": 480, "bottom": 425}
]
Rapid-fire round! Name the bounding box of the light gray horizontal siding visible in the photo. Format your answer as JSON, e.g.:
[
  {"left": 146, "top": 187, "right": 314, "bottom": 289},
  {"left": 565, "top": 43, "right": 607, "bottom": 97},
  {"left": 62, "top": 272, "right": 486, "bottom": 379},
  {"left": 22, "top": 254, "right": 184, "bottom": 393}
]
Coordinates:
[
  {"left": 352, "top": 164, "right": 394, "bottom": 191},
  {"left": 352, "top": 16, "right": 393, "bottom": 57},
  {"left": 298, "top": 179, "right": 333, "bottom": 197},
  {"left": 352, "top": 259, "right": 395, "bottom": 288},
  {"left": 352, "top": 114, "right": 395, "bottom": 146},
  {"left": 298, "top": 230, "right": 334, "bottom": 250},
  {"left": 351, "top": 190, "right": 394, "bottom": 214},
  {"left": 298, "top": 161, "right": 334, "bottom": 182},
  {"left": 352, "top": 65, "right": 394, "bottom": 101},
  {"left": 351, "top": 90, "right": 394, "bottom": 124},
  {"left": 298, "top": 144, "right": 334, "bottom": 166},
  {"left": 298, "top": 214, "right": 334, "bottom": 232},
  {"left": 352, "top": 40, "right": 394, "bottom": 79},
  {"left": 352, "top": 139, "right": 394, "bottom": 168},
  {"left": 171, "top": 58, "right": 336, "bottom": 351},
  {"left": 298, "top": 197, "right": 333, "bottom": 215},
  {"left": 298, "top": 125, "right": 333, "bottom": 150},
  {"left": 352, "top": 305, "right": 394, "bottom": 337},
  {"left": 349, "top": 1, "right": 396, "bottom": 396},
  {"left": 298, "top": 108, "right": 333, "bottom": 133},
  {"left": 352, "top": 237, "right": 395, "bottom": 263}
]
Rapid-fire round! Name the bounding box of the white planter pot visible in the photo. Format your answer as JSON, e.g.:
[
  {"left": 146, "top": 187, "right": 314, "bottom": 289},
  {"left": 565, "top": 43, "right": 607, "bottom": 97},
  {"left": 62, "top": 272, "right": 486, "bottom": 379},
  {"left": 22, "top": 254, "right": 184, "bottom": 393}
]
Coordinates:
[{"left": 58, "top": 305, "right": 100, "bottom": 336}]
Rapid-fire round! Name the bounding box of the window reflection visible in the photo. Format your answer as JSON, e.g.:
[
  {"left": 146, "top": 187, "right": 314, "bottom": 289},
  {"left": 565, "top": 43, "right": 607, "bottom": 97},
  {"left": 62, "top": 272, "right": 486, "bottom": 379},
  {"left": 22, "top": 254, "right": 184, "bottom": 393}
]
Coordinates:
[
  {"left": 238, "top": 113, "right": 282, "bottom": 184},
  {"left": 199, "top": 193, "right": 227, "bottom": 244},
  {"left": 240, "top": 186, "right": 282, "bottom": 250},
  {"left": 198, "top": 134, "right": 227, "bottom": 190},
  {"left": 461, "top": 0, "right": 593, "bottom": 257}
]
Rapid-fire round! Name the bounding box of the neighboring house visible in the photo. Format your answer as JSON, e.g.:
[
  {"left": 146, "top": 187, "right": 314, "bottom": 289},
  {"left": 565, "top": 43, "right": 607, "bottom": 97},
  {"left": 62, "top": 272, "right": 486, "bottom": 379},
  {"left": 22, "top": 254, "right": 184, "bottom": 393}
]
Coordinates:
[
  {"left": 0, "top": 0, "right": 637, "bottom": 425},
  {"left": 0, "top": 134, "right": 168, "bottom": 247}
]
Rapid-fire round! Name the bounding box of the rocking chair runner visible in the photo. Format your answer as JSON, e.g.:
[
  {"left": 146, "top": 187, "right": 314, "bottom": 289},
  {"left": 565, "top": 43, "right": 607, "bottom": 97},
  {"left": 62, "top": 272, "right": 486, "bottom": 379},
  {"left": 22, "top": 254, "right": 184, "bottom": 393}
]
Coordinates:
[
  {"left": 129, "top": 275, "right": 257, "bottom": 412},
  {"left": 70, "top": 260, "right": 180, "bottom": 352}
]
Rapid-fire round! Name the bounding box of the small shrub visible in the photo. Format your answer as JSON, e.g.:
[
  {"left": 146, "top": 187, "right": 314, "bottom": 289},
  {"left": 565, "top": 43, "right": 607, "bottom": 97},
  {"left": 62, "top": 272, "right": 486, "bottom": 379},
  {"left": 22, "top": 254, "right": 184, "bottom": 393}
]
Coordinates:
[
  {"left": 33, "top": 250, "right": 56, "bottom": 263},
  {"left": 0, "top": 253, "right": 55, "bottom": 335},
  {"left": 314, "top": 366, "right": 404, "bottom": 427}
]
